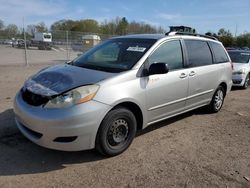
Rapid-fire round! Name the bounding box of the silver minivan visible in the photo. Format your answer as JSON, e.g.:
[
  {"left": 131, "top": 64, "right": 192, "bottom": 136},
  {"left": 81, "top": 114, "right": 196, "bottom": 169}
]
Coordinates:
[{"left": 14, "top": 33, "right": 233, "bottom": 156}]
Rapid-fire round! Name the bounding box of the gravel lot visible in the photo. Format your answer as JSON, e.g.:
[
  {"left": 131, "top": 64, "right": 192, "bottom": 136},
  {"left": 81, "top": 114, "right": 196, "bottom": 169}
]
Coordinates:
[
  {"left": 0, "top": 64, "right": 250, "bottom": 188},
  {"left": 0, "top": 45, "right": 79, "bottom": 66}
]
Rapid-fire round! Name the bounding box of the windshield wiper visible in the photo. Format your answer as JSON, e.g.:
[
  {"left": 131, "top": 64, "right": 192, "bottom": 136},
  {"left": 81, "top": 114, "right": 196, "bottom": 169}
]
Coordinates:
[
  {"left": 82, "top": 64, "right": 124, "bottom": 73},
  {"left": 66, "top": 61, "right": 73, "bottom": 65}
]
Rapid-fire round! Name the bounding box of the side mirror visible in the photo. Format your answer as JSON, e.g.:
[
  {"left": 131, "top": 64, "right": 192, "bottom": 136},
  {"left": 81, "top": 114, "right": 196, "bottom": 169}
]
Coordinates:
[{"left": 148, "top": 63, "right": 169, "bottom": 75}]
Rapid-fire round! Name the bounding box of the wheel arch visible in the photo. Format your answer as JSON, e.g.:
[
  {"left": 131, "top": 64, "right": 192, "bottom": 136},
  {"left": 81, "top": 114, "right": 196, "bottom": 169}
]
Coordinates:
[
  {"left": 219, "top": 82, "right": 228, "bottom": 96},
  {"left": 113, "top": 102, "right": 144, "bottom": 132}
]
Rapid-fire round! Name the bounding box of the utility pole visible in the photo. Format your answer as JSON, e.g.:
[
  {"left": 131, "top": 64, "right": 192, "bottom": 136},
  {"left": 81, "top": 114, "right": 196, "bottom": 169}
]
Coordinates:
[
  {"left": 234, "top": 23, "right": 238, "bottom": 38},
  {"left": 66, "top": 30, "right": 69, "bottom": 61},
  {"left": 23, "top": 17, "right": 28, "bottom": 66}
]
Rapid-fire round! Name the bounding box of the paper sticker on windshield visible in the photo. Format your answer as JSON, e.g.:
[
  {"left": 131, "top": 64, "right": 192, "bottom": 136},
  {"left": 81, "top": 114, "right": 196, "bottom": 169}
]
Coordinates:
[
  {"left": 241, "top": 53, "right": 250, "bottom": 56},
  {"left": 127, "top": 46, "right": 146, "bottom": 52}
]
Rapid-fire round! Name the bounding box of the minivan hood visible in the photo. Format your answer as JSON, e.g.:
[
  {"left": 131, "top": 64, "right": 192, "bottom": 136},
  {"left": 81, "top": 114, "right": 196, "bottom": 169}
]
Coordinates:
[
  {"left": 233, "top": 63, "right": 248, "bottom": 71},
  {"left": 23, "top": 64, "right": 116, "bottom": 97}
]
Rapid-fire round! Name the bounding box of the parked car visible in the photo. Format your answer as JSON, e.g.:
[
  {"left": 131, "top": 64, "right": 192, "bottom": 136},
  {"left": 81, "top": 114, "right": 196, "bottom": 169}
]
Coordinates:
[
  {"left": 14, "top": 32, "right": 232, "bottom": 156},
  {"left": 241, "top": 47, "right": 250, "bottom": 51},
  {"left": 12, "top": 39, "right": 19, "bottom": 47},
  {"left": 227, "top": 50, "right": 250, "bottom": 89},
  {"left": 4, "top": 40, "right": 13, "bottom": 45},
  {"left": 12, "top": 39, "right": 31, "bottom": 48}
]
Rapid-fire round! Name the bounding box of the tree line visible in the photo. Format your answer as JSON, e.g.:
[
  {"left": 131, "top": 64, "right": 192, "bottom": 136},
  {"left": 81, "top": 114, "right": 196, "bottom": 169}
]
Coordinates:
[
  {"left": 0, "top": 17, "right": 250, "bottom": 47},
  {"left": 50, "top": 17, "right": 165, "bottom": 35},
  {"left": 206, "top": 28, "right": 250, "bottom": 48}
]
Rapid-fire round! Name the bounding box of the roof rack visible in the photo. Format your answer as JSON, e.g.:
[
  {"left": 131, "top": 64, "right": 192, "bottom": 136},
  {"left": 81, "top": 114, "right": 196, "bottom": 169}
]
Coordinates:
[{"left": 165, "top": 31, "right": 218, "bottom": 41}]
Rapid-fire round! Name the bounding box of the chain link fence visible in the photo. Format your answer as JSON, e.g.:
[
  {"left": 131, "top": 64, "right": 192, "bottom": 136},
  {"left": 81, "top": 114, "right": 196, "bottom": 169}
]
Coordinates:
[{"left": 0, "top": 30, "right": 116, "bottom": 66}]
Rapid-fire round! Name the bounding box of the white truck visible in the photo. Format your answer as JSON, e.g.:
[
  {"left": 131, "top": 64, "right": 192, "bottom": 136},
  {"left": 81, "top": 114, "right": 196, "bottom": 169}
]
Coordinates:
[{"left": 31, "top": 32, "right": 52, "bottom": 50}]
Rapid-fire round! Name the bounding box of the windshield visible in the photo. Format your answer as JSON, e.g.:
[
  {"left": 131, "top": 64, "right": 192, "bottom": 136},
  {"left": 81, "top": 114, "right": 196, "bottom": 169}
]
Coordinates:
[
  {"left": 228, "top": 51, "right": 250, "bottom": 63},
  {"left": 44, "top": 35, "right": 51, "bottom": 39},
  {"left": 72, "top": 38, "right": 156, "bottom": 73}
]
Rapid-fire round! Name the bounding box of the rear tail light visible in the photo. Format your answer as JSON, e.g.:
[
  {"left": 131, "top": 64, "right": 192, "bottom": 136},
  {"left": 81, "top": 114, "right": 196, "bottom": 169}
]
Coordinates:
[{"left": 230, "top": 61, "right": 234, "bottom": 70}]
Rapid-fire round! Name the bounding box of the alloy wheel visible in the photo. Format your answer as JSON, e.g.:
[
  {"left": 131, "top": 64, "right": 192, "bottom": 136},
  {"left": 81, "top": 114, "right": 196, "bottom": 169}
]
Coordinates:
[{"left": 214, "top": 89, "right": 224, "bottom": 111}]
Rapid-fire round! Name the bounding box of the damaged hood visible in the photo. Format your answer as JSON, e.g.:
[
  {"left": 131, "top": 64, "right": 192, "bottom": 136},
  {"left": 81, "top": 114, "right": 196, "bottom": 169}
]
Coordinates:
[{"left": 23, "top": 64, "right": 116, "bottom": 97}]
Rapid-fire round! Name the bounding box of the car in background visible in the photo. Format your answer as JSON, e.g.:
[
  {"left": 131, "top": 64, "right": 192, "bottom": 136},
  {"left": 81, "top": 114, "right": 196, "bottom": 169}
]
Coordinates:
[
  {"left": 4, "top": 40, "right": 13, "bottom": 45},
  {"left": 12, "top": 39, "right": 31, "bottom": 48},
  {"left": 241, "top": 47, "right": 250, "bottom": 51},
  {"left": 227, "top": 50, "right": 250, "bottom": 89}
]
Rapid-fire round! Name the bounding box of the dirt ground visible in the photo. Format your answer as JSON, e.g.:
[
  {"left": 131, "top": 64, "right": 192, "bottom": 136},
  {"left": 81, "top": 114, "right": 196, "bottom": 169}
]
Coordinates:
[
  {"left": 0, "top": 64, "right": 250, "bottom": 188},
  {"left": 0, "top": 45, "right": 79, "bottom": 66}
]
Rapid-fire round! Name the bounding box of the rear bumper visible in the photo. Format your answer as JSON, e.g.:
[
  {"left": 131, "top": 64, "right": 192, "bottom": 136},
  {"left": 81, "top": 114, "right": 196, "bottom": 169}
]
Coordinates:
[{"left": 14, "top": 91, "right": 112, "bottom": 151}]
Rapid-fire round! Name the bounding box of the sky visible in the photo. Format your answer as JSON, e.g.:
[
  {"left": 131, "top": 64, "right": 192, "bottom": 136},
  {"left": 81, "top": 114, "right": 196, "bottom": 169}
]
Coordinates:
[{"left": 0, "top": 0, "right": 249, "bottom": 35}]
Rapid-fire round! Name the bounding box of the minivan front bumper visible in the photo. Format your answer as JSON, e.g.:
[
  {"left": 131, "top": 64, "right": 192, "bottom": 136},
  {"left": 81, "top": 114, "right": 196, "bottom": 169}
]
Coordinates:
[
  {"left": 14, "top": 91, "right": 111, "bottom": 151},
  {"left": 232, "top": 74, "right": 245, "bottom": 86}
]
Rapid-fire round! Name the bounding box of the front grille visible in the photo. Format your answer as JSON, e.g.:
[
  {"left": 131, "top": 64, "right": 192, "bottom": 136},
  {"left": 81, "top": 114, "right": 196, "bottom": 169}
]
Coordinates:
[
  {"left": 22, "top": 89, "right": 49, "bottom": 106},
  {"left": 53, "top": 136, "right": 77, "bottom": 143},
  {"left": 232, "top": 79, "right": 242, "bottom": 84}
]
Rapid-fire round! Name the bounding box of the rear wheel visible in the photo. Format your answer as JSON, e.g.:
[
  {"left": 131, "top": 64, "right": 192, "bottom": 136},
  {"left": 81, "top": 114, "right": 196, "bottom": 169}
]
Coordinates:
[
  {"left": 243, "top": 74, "right": 249, "bottom": 89},
  {"left": 208, "top": 86, "right": 225, "bottom": 113},
  {"left": 95, "top": 107, "right": 137, "bottom": 156}
]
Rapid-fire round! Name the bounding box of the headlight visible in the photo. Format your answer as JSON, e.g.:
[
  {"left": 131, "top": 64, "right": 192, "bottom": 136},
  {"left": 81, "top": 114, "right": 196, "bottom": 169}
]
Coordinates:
[
  {"left": 233, "top": 68, "right": 246, "bottom": 75},
  {"left": 44, "top": 85, "right": 99, "bottom": 108}
]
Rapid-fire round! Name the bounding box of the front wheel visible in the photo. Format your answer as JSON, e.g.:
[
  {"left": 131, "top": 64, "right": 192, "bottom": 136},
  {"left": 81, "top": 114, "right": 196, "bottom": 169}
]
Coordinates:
[
  {"left": 208, "top": 86, "right": 225, "bottom": 113},
  {"left": 95, "top": 107, "right": 137, "bottom": 156}
]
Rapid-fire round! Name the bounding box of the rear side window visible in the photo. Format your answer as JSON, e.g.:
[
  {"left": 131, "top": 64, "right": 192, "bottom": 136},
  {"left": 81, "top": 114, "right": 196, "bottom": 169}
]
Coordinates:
[
  {"left": 148, "top": 40, "right": 183, "bottom": 71},
  {"left": 209, "top": 42, "right": 229, "bottom": 63},
  {"left": 185, "top": 40, "right": 213, "bottom": 67}
]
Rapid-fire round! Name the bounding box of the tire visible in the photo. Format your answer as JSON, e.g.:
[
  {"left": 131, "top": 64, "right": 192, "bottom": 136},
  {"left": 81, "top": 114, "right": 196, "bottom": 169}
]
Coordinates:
[
  {"left": 243, "top": 74, "right": 249, "bottom": 89},
  {"left": 208, "top": 86, "right": 225, "bottom": 113},
  {"left": 95, "top": 107, "right": 137, "bottom": 156}
]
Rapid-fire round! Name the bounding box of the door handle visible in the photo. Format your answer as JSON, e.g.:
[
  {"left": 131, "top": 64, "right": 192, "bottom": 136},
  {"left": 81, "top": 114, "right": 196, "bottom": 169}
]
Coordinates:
[
  {"left": 189, "top": 71, "right": 196, "bottom": 76},
  {"left": 179, "top": 73, "right": 188, "bottom": 78}
]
